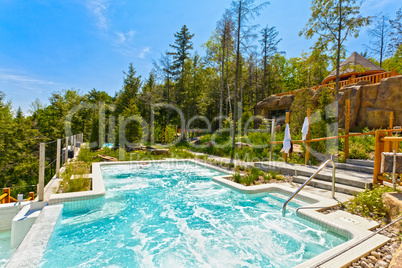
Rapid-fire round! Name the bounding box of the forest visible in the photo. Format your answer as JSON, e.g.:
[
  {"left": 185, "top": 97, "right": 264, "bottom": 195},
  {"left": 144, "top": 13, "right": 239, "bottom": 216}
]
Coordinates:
[{"left": 1, "top": 0, "right": 401, "bottom": 191}]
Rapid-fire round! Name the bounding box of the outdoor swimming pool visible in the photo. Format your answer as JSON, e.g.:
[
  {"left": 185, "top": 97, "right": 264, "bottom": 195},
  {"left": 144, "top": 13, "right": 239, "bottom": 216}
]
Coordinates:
[
  {"left": 0, "top": 231, "right": 13, "bottom": 268},
  {"left": 40, "top": 161, "right": 348, "bottom": 267}
]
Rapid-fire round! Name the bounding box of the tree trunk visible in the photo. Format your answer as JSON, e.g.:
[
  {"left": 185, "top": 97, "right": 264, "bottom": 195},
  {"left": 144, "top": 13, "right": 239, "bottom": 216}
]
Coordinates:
[
  {"left": 255, "top": 64, "right": 258, "bottom": 115},
  {"left": 380, "top": 16, "right": 384, "bottom": 67},
  {"left": 231, "top": 2, "right": 241, "bottom": 163},
  {"left": 219, "top": 34, "right": 226, "bottom": 131},
  {"left": 263, "top": 40, "right": 267, "bottom": 99},
  {"left": 167, "top": 75, "right": 170, "bottom": 125},
  {"left": 226, "top": 46, "right": 232, "bottom": 117},
  {"left": 334, "top": 0, "right": 342, "bottom": 156}
]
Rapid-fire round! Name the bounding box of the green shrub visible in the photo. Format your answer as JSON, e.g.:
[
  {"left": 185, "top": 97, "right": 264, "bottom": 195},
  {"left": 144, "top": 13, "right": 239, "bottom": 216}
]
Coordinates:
[
  {"left": 60, "top": 161, "right": 91, "bottom": 193},
  {"left": 243, "top": 174, "right": 255, "bottom": 186},
  {"left": 261, "top": 172, "right": 271, "bottom": 182},
  {"left": 267, "top": 171, "right": 280, "bottom": 180},
  {"left": 347, "top": 186, "right": 395, "bottom": 220},
  {"left": 233, "top": 172, "right": 242, "bottom": 183},
  {"left": 251, "top": 167, "right": 261, "bottom": 178}
]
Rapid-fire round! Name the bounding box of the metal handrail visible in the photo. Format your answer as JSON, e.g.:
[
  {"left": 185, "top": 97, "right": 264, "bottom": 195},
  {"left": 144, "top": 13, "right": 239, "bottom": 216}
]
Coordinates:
[{"left": 282, "top": 159, "right": 336, "bottom": 216}]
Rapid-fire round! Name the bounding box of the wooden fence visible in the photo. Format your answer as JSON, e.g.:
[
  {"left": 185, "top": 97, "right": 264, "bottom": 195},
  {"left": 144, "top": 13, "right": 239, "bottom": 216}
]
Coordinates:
[
  {"left": 0, "top": 188, "right": 34, "bottom": 204},
  {"left": 273, "top": 69, "right": 399, "bottom": 97},
  {"left": 271, "top": 100, "right": 397, "bottom": 167},
  {"left": 373, "top": 130, "right": 402, "bottom": 185}
]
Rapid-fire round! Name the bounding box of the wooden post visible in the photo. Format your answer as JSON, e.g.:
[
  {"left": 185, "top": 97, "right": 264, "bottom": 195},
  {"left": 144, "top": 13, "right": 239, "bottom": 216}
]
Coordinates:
[
  {"left": 284, "top": 112, "right": 290, "bottom": 162},
  {"left": 72, "top": 135, "right": 75, "bottom": 154},
  {"left": 2, "top": 188, "right": 10, "bottom": 203},
  {"left": 38, "top": 142, "right": 45, "bottom": 201},
  {"left": 345, "top": 99, "right": 350, "bottom": 159},
  {"left": 56, "top": 139, "right": 61, "bottom": 177},
  {"left": 373, "top": 130, "right": 386, "bottom": 184},
  {"left": 65, "top": 137, "right": 69, "bottom": 163},
  {"left": 305, "top": 108, "right": 311, "bottom": 165},
  {"left": 29, "top": 192, "right": 35, "bottom": 201},
  {"left": 270, "top": 119, "right": 275, "bottom": 161},
  {"left": 391, "top": 69, "right": 396, "bottom": 77},
  {"left": 389, "top": 111, "right": 394, "bottom": 137}
]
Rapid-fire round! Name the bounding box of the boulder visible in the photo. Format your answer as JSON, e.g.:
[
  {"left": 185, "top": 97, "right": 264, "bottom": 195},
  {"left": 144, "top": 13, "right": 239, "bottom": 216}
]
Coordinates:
[
  {"left": 205, "top": 141, "right": 217, "bottom": 147},
  {"left": 255, "top": 75, "right": 402, "bottom": 130},
  {"left": 373, "top": 76, "right": 402, "bottom": 126},
  {"left": 274, "top": 125, "right": 282, "bottom": 132},
  {"left": 259, "top": 95, "right": 279, "bottom": 110},
  {"left": 365, "top": 108, "right": 394, "bottom": 129},
  {"left": 390, "top": 243, "right": 402, "bottom": 268},
  {"left": 357, "top": 80, "right": 373, "bottom": 86},
  {"left": 382, "top": 192, "right": 402, "bottom": 221},
  {"left": 277, "top": 95, "right": 294, "bottom": 110},
  {"left": 235, "top": 142, "right": 252, "bottom": 148},
  {"left": 190, "top": 137, "right": 201, "bottom": 145},
  {"left": 312, "top": 87, "right": 324, "bottom": 104},
  {"left": 358, "top": 84, "right": 380, "bottom": 127}
]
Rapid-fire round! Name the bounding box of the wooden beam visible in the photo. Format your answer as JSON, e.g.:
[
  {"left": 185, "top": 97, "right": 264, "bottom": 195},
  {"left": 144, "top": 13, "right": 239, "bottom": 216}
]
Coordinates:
[
  {"left": 305, "top": 108, "right": 311, "bottom": 165},
  {"left": 38, "top": 143, "right": 45, "bottom": 201},
  {"left": 284, "top": 112, "right": 290, "bottom": 162},
  {"left": 345, "top": 99, "right": 350, "bottom": 159},
  {"left": 2, "top": 188, "right": 10, "bottom": 204},
  {"left": 374, "top": 130, "right": 386, "bottom": 184}
]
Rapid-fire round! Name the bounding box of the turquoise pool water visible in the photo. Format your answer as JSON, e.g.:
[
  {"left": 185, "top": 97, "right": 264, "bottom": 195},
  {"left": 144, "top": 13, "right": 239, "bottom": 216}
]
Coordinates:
[
  {"left": 40, "top": 161, "right": 348, "bottom": 267},
  {"left": 0, "top": 231, "right": 14, "bottom": 268},
  {"left": 103, "top": 143, "right": 114, "bottom": 149}
]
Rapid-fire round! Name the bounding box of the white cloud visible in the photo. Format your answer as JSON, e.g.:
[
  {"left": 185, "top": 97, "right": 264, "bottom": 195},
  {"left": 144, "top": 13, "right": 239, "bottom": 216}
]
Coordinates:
[
  {"left": 138, "top": 47, "right": 151, "bottom": 59},
  {"left": 86, "top": 0, "right": 110, "bottom": 30},
  {"left": 0, "top": 69, "right": 58, "bottom": 95},
  {"left": 115, "top": 30, "right": 136, "bottom": 44},
  {"left": 84, "top": 1, "right": 142, "bottom": 57}
]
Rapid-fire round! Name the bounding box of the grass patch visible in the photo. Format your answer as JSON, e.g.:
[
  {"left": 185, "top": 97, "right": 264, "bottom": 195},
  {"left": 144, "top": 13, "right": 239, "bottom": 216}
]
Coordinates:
[{"left": 59, "top": 161, "right": 91, "bottom": 193}]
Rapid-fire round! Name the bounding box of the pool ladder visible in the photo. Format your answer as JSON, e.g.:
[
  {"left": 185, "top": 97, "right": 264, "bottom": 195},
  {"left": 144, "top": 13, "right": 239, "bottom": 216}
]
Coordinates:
[{"left": 282, "top": 159, "right": 336, "bottom": 216}]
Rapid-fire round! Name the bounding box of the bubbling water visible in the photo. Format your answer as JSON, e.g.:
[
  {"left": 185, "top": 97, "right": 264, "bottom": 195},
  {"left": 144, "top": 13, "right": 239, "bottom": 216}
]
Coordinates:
[{"left": 40, "top": 162, "right": 347, "bottom": 268}]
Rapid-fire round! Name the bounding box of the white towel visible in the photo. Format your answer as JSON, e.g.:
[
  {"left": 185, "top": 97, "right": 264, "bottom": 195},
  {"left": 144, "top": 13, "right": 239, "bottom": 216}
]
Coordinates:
[
  {"left": 283, "top": 123, "right": 291, "bottom": 154},
  {"left": 301, "top": 117, "right": 309, "bottom": 141}
]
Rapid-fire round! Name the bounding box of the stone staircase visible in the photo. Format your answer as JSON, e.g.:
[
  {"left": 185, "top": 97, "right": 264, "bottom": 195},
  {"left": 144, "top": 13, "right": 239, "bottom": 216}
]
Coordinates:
[{"left": 254, "top": 159, "right": 374, "bottom": 196}]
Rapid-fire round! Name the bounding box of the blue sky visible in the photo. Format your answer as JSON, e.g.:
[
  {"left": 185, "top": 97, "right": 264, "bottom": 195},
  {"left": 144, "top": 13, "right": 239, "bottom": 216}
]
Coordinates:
[{"left": 0, "top": 0, "right": 400, "bottom": 113}]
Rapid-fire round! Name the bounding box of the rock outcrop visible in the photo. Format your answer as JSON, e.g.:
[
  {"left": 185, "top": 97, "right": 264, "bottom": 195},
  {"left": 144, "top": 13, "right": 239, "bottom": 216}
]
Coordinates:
[{"left": 256, "top": 75, "right": 402, "bottom": 129}]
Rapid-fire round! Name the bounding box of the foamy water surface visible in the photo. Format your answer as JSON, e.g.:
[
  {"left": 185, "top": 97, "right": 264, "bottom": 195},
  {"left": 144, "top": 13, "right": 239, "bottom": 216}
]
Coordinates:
[{"left": 40, "top": 161, "right": 347, "bottom": 267}]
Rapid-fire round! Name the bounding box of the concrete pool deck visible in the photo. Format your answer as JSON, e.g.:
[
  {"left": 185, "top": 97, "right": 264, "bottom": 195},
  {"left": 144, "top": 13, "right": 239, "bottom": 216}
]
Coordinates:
[
  {"left": 6, "top": 159, "right": 391, "bottom": 267},
  {"left": 6, "top": 205, "right": 62, "bottom": 268}
]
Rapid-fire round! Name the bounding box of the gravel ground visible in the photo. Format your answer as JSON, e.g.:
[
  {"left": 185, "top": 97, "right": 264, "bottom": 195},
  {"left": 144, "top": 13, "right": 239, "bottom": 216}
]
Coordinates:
[
  {"left": 322, "top": 207, "right": 401, "bottom": 268},
  {"left": 348, "top": 226, "right": 401, "bottom": 268}
]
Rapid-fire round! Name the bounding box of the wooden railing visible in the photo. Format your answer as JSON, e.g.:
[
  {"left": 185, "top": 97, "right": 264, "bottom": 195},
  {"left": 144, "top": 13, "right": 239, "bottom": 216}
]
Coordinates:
[
  {"left": 272, "top": 69, "right": 399, "bottom": 98},
  {"left": 270, "top": 100, "right": 397, "bottom": 166},
  {"left": 0, "top": 188, "right": 10, "bottom": 204},
  {"left": 374, "top": 130, "right": 402, "bottom": 185},
  {"left": 0, "top": 188, "right": 35, "bottom": 204}
]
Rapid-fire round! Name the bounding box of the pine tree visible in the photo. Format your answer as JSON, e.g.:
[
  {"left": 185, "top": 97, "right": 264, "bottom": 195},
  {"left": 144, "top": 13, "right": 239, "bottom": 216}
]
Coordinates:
[
  {"left": 229, "top": 0, "right": 269, "bottom": 162},
  {"left": 115, "top": 63, "right": 142, "bottom": 115},
  {"left": 168, "top": 25, "right": 194, "bottom": 114},
  {"left": 259, "top": 25, "right": 282, "bottom": 99}
]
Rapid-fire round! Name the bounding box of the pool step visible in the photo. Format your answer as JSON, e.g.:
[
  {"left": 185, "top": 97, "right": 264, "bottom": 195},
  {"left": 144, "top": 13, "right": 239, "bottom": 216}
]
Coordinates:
[
  {"left": 346, "top": 159, "right": 374, "bottom": 167},
  {"left": 254, "top": 161, "right": 373, "bottom": 191},
  {"left": 292, "top": 175, "right": 364, "bottom": 196},
  {"left": 336, "top": 163, "right": 374, "bottom": 174}
]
